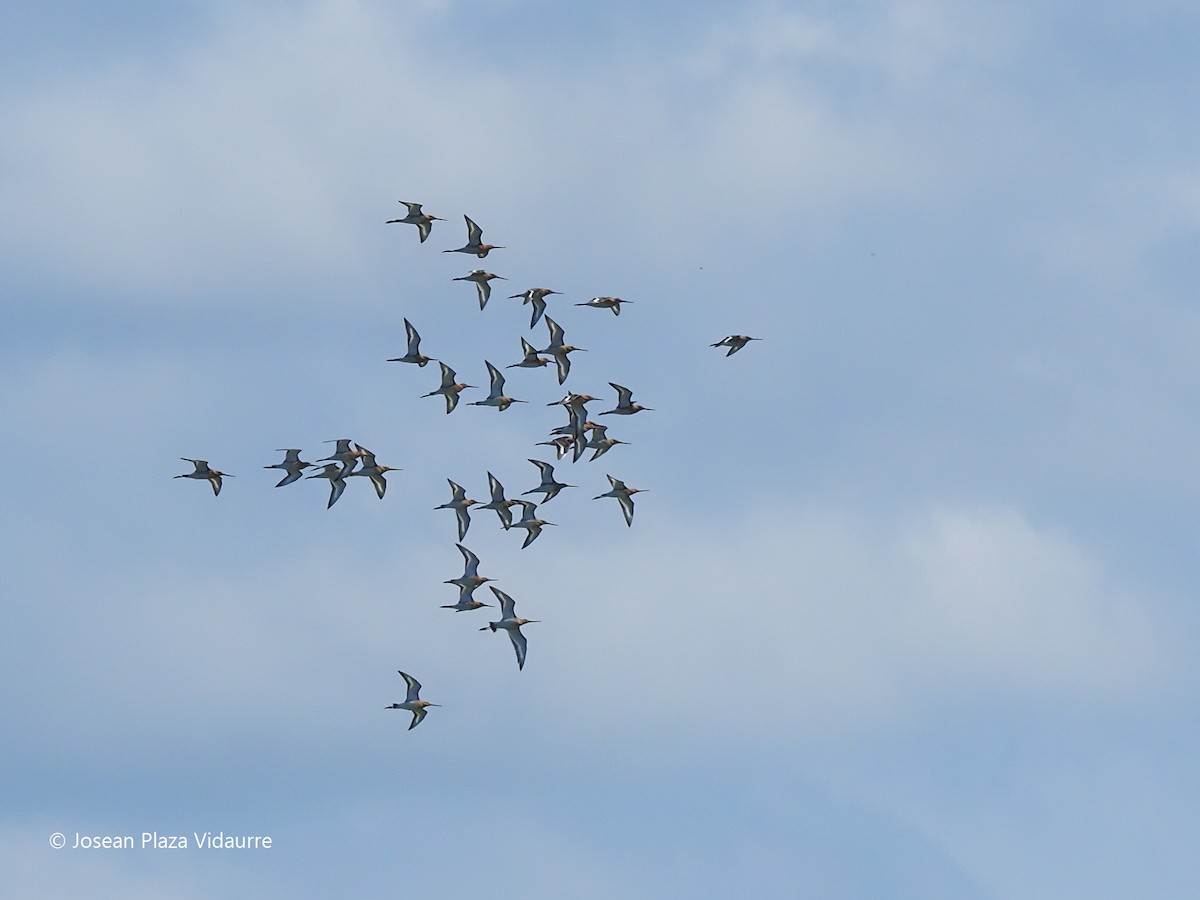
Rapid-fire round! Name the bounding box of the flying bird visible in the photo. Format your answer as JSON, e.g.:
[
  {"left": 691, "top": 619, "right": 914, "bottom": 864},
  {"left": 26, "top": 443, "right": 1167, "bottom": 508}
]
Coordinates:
[
  {"left": 523, "top": 458, "right": 574, "bottom": 503},
  {"left": 306, "top": 462, "right": 349, "bottom": 508},
  {"left": 510, "top": 287, "right": 560, "bottom": 328},
  {"left": 386, "top": 671, "right": 440, "bottom": 729},
  {"left": 537, "top": 316, "right": 586, "bottom": 385},
  {"left": 348, "top": 444, "right": 400, "bottom": 499},
  {"left": 174, "top": 459, "right": 231, "bottom": 496},
  {"left": 469, "top": 361, "right": 526, "bottom": 411},
  {"left": 442, "top": 543, "right": 496, "bottom": 609},
  {"left": 443, "top": 215, "right": 503, "bottom": 258},
  {"left": 422, "top": 362, "right": 475, "bottom": 414},
  {"left": 575, "top": 296, "right": 631, "bottom": 316},
  {"left": 435, "top": 479, "right": 478, "bottom": 540},
  {"left": 386, "top": 201, "right": 443, "bottom": 243},
  {"left": 477, "top": 471, "right": 518, "bottom": 529},
  {"left": 387, "top": 318, "right": 436, "bottom": 367},
  {"left": 536, "top": 435, "right": 576, "bottom": 460},
  {"left": 711, "top": 335, "right": 762, "bottom": 356},
  {"left": 319, "top": 439, "right": 362, "bottom": 476},
  {"left": 453, "top": 269, "right": 506, "bottom": 309},
  {"left": 600, "top": 382, "right": 652, "bottom": 416},
  {"left": 583, "top": 422, "right": 628, "bottom": 460},
  {"left": 594, "top": 474, "right": 645, "bottom": 527},
  {"left": 480, "top": 587, "right": 539, "bottom": 670},
  {"left": 263, "top": 449, "right": 313, "bottom": 487},
  {"left": 508, "top": 499, "right": 555, "bottom": 549},
  {"left": 506, "top": 337, "right": 552, "bottom": 371}
]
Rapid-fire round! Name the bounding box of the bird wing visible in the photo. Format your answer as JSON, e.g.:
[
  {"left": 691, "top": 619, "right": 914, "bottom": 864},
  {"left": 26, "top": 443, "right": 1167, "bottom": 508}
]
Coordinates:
[
  {"left": 399, "top": 670, "right": 421, "bottom": 701},
  {"left": 409, "top": 707, "right": 427, "bottom": 730},
  {"left": 464, "top": 215, "right": 483, "bottom": 245},
  {"left": 455, "top": 505, "right": 471, "bottom": 540},
  {"left": 438, "top": 361, "right": 457, "bottom": 388},
  {"left": 610, "top": 383, "right": 633, "bottom": 407},
  {"left": 509, "top": 627, "right": 528, "bottom": 670},
  {"left": 490, "top": 586, "right": 517, "bottom": 619},
  {"left": 327, "top": 477, "right": 346, "bottom": 508},
  {"left": 544, "top": 316, "right": 565, "bottom": 348},
  {"left": 457, "top": 543, "right": 481, "bottom": 576},
  {"left": 404, "top": 318, "right": 422, "bottom": 355},
  {"left": 485, "top": 361, "right": 504, "bottom": 396},
  {"left": 618, "top": 492, "right": 635, "bottom": 526},
  {"left": 487, "top": 471, "right": 505, "bottom": 503},
  {"left": 529, "top": 294, "right": 546, "bottom": 328}
]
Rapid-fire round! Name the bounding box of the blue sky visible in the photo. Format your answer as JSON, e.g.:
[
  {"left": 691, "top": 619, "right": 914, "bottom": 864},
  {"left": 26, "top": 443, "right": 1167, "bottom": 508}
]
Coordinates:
[{"left": 3, "top": 1, "right": 1199, "bottom": 896}]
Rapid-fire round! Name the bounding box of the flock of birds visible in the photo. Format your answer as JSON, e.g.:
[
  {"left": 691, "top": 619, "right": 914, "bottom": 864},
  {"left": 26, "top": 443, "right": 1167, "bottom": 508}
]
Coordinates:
[{"left": 175, "top": 203, "right": 760, "bottom": 730}]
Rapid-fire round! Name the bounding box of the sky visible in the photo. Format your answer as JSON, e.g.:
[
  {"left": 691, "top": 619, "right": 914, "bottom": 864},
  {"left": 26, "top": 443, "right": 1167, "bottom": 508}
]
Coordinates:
[{"left": 2, "top": 0, "right": 1199, "bottom": 896}]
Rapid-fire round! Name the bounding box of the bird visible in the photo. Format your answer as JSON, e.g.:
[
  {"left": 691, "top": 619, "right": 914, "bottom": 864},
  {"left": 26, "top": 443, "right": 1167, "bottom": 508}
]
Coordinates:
[
  {"left": 575, "top": 296, "right": 631, "bottom": 316},
  {"left": 711, "top": 335, "right": 762, "bottom": 356},
  {"left": 535, "top": 435, "right": 576, "bottom": 460},
  {"left": 506, "top": 337, "right": 552, "bottom": 371},
  {"left": 319, "top": 439, "right": 362, "bottom": 475},
  {"left": 386, "top": 671, "right": 440, "bottom": 730},
  {"left": 508, "top": 499, "right": 555, "bottom": 549},
  {"left": 387, "top": 318, "right": 436, "bottom": 367},
  {"left": 510, "top": 287, "right": 560, "bottom": 328},
  {"left": 306, "top": 462, "right": 349, "bottom": 508},
  {"left": 443, "top": 215, "right": 503, "bottom": 257},
  {"left": 469, "top": 361, "right": 526, "bottom": 411},
  {"left": 385, "top": 201, "right": 443, "bottom": 243},
  {"left": 174, "top": 459, "right": 231, "bottom": 496},
  {"left": 442, "top": 543, "right": 496, "bottom": 609},
  {"left": 594, "top": 474, "right": 645, "bottom": 527},
  {"left": 537, "top": 316, "right": 586, "bottom": 385},
  {"left": 523, "top": 458, "right": 573, "bottom": 503},
  {"left": 477, "top": 471, "right": 518, "bottom": 529},
  {"left": 583, "top": 422, "right": 628, "bottom": 460},
  {"left": 422, "top": 362, "right": 475, "bottom": 414},
  {"left": 480, "top": 587, "right": 539, "bottom": 670},
  {"left": 453, "top": 270, "right": 506, "bottom": 309},
  {"left": 348, "top": 444, "right": 400, "bottom": 499},
  {"left": 435, "top": 479, "right": 478, "bottom": 540},
  {"left": 600, "top": 382, "right": 653, "bottom": 416},
  {"left": 548, "top": 392, "right": 600, "bottom": 460},
  {"left": 263, "top": 449, "right": 312, "bottom": 487}
]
